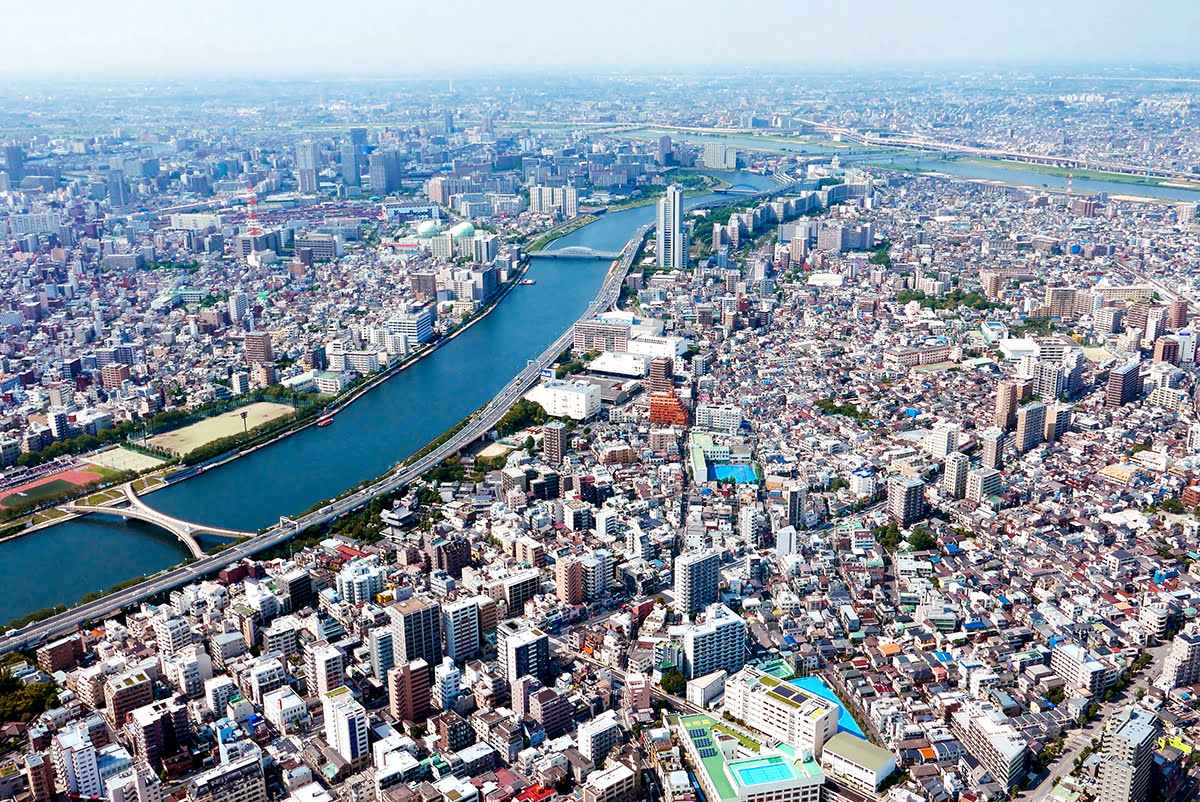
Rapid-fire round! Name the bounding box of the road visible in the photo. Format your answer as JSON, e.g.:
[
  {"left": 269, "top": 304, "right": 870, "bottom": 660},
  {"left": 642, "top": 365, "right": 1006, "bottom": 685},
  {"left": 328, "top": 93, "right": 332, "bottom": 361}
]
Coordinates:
[
  {"left": 1019, "top": 640, "right": 1173, "bottom": 801},
  {"left": 0, "top": 180, "right": 800, "bottom": 655},
  {"left": 0, "top": 223, "right": 649, "bottom": 655}
]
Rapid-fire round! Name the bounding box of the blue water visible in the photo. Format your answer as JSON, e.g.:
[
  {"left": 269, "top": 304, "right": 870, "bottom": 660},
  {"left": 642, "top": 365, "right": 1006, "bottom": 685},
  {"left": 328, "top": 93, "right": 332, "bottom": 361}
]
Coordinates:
[
  {"left": 734, "top": 761, "right": 795, "bottom": 786},
  {"left": 0, "top": 170, "right": 781, "bottom": 623},
  {"left": 788, "top": 676, "right": 867, "bottom": 738},
  {"left": 710, "top": 465, "right": 758, "bottom": 484}
]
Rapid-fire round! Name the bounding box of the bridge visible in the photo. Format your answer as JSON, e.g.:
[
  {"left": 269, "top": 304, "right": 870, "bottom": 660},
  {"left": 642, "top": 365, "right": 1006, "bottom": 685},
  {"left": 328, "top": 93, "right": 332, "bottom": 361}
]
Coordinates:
[
  {"left": 61, "top": 485, "right": 253, "bottom": 560},
  {"left": 528, "top": 246, "right": 621, "bottom": 260},
  {"left": 713, "top": 183, "right": 764, "bottom": 194}
]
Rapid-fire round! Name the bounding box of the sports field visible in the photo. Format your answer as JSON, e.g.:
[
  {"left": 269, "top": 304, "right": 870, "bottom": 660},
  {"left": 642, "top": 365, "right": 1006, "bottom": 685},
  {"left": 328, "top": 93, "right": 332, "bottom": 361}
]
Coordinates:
[
  {"left": 88, "top": 446, "right": 166, "bottom": 473},
  {"left": 147, "top": 402, "right": 294, "bottom": 455},
  {"left": 0, "top": 467, "right": 109, "bottom": 509}
]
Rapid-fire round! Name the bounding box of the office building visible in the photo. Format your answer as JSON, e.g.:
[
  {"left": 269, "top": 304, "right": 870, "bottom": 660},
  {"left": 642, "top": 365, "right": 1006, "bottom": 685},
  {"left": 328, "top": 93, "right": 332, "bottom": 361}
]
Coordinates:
[
  {"left": 943, "top": 452, "right": 968, "bottom": 499},
  {"left": 295, "top": 141, "right": 319, "bottom": 194},
  {"left": 1097, "top": 706, "right": 1160, "bottom": 802},
  {"left": 387, "top": 659, "right": 432, "bottom": 724},
  {"left": 543, "top": 420, "right": 567, "bottom": 465},
  {"left": 656, "top": 184, "right": 686, "bottom": 269},
  {"left": 1015, "top": 401, "right": 1046, "bottom": 453},
  {"left": 887, "top": 475, "right": 924, "bottom": 527},
  {"left": 674, "top": 549, "right": 720, "bottom": 615},
  {"left": 497, "top": 619, "right": 549, "bottom": 681},
  {"left": 186, "top": 754, "right": 266, "bottom": 802},
  {"left": 340, "top": 142, "right": 360, "bottom": 186},
  {"left": 682, "top": 603, "right": 745, "bottom": 679},
  {"left": 323, "top": 686, "right": 369, "bottom": 769},
  {"left": 390, "top": 596, "right": 443, "bottom": 666},
  {"left": 368, "top": 148, "right": 401, "bottom": 195},
  {"left": 1106, "top": 361, "right": 1142, "bottom": 408},
  {"left": 573, "top": 320, "right": 630, "bottom": 353}
]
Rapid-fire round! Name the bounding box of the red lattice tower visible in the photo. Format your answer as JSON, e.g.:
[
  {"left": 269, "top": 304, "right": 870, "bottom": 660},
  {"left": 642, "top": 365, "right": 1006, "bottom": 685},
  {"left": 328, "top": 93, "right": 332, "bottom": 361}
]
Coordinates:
[{"left": 245, "top": 182, "right": 262, "bottom": 237}]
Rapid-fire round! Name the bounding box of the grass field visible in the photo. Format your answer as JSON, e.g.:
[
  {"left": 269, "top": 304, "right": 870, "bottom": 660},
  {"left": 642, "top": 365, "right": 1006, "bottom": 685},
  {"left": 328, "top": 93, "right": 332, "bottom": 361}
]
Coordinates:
[
  {"left": 88, "top": 447, "right": 166, "bottom": 473},
  {"left": 0, "top": 467, "right": 109, "bottom": 509},
  {"left": 147, "top": 402, "right": 294, "bottom": 456}
]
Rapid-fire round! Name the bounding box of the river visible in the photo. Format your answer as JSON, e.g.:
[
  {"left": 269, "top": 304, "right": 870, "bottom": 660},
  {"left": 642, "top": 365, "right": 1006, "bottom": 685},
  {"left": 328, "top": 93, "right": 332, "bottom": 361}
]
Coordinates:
[{"left": 0, "top": 170, "right": 780, "bottom": 624}]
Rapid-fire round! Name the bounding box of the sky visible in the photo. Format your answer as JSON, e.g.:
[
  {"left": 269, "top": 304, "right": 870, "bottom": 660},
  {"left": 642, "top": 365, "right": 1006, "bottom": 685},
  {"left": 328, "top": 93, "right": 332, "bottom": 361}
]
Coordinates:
[{"left": 3, "top": 0, "right": 1200, "bottom": 78}]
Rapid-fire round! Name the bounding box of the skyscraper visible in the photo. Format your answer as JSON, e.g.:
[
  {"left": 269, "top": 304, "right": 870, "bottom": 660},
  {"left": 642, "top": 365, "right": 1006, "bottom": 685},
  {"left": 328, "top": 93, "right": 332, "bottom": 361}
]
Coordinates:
[
  {"left": 340, "top": 142, "right": 360, "bottom": 187},
  {"left": 441, "top": 597, "right": 480, "bottom": 662},
  {"left": 656, "top": 184, "right": 686, "bottom": 269},
  {"left": 244, "top": 331, "right": 273, "bottom": 365},
  {"left": 673, "top": 550, "right": 720, "bottom": 615},
  {"left": 295, "top": 141, "right": 319, "bottom": 194},
  {"left": 648, "top": 356, "right": 674, "bottom": 394},
  {"left": 943, "top": 452, "right": 968, "bottom": 499}
]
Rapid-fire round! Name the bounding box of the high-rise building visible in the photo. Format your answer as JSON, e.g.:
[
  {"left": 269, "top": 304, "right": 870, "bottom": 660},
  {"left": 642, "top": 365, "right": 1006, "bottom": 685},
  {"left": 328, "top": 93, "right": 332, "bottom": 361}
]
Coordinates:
[
  {"left": 1157, "top": 623, "right": 1200, "bottom": 691},
  {"left": 1097, "top": 706, "right": 1160, "bottom": 802},
  {"left": 993, "top": 379, "right": 1018, "bottom": 430},
  {"left": 390, "top": 597, "right": 443, "bottom": 666},
  {"left": 336, "top": 558, "right": 385, "bottom": 605},
  {"left": 785, "top": 484, "right": 807, "bottom": 529},
  {"left": 554, "top": 557, "right": 583, "bottom": 606},
  {"left": 295, "top": 141, "right": 319, "bottom": 194},
  {"left": 543, "top": 420, "right": 566, "bottom": 466},
  {"left": 4, "top": 145, "right": 26, "bottom": 182},
  {"left": 105, "top": 671, "right": 153, "bottom": 729},
  {"left": 243, "top": 331, "right": 272, "bottom": 365},
  {"left": 682, "top": 603, "right": 745, "bottom": 679},
  {"left": 368, "top": 627, "right": 394, "bottom": 680},
  {"left": 928, "top": 423, "right": 958, "bottom": 459},
  {"left": 368, "top": 148, "right": 401, "bottom": 195},
  {"left": 303, "top": 640, "right": 346, "bottom": 697},
  {"left": 1033, "top": 362, "right": 1063, "bottom": 401},
  {"left": 966, "top": 468, "right": 1002, "bottom": 504},
  {"left": 24, "top": 752, "right": 54, "bottom": 802},
  {"left": 323, "top": 686, "right": 368, "bottom": 769},
  {"left": 656, "top": 184, "right": 686, "bottom": 269},
  {"left": 1106, "top": 361, "right": 1143, "bottom": 408},
  {"left": 442, "top": 597, "right": 480, "bottom": 662},
  {"left": 1015, "top": 401, "right": 1046, "bottom": 453},
  {"left": 577, "top": 710, "right": 621, "bottom": 764},
  {"left": 340, "top": 142, "right": 360, "bottom": 187},
  {"left": 980, "top": 426, "right": 1006, "bottom": 471},
  {"left": 887, "top": 476, "right": 925, "bottom": 527},
  {"left": 387, "top": 659, "right": 432, "bottom": 724},
  {"left": 943, "top": 452, "right": 968, "bottom": 499},
  {"left": 648, "top": 356, "right": 674, "bottom": 394},
  {"left": 497, "top": 619, "right": 549, "bottom": 681},
  {"left": 1044, "top": 403, "right": 1072, "bottom": 443},
  {"left": 127, "top": 699, "right": 189, "bottom": 770},
  {"left": 673, "top": 550, "right": 720, "bottom": 615}
]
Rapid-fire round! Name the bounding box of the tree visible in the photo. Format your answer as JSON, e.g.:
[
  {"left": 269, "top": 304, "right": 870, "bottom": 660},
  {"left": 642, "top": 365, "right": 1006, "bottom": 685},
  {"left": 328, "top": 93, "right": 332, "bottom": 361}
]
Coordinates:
[
  {"left": 660, "top": 667, "right": 686, "bottom": 695},
  {"left": 909, "top": 528, "right": 938, "bottom": 552}
]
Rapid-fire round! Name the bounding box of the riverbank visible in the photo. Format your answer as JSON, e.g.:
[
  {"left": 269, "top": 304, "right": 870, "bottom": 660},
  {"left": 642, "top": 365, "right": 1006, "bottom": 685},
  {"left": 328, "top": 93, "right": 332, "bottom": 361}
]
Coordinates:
[
  {"left": 3, "top": 259, "right": 538, "bottom": 549},
  {"left": 951, "top": 156, "right": 1200, "bottom": 190}
]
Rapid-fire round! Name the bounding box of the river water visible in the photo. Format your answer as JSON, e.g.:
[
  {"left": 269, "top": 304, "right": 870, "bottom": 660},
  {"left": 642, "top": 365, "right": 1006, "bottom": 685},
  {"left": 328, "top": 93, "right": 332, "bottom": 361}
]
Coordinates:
[{"left": 0, "top": 170, "right": 779, "bottom": 623}]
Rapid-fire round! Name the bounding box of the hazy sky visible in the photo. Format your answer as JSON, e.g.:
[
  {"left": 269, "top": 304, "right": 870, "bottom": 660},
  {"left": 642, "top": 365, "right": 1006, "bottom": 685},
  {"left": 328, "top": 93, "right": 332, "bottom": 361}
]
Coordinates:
[{"left": 4, "top": 0, "right": 1200, "bottom": 77}]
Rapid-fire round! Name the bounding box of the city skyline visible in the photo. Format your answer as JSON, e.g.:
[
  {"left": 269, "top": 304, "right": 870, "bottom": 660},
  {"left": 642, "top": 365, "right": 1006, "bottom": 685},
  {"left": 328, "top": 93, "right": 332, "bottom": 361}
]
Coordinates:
[{"left": 3, "top": 0, "right": 1200, "bottom": 77}]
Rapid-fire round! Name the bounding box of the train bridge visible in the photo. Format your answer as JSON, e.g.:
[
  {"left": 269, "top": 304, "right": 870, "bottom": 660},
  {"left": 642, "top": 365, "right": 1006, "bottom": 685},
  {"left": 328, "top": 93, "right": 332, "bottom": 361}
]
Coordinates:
[{"left": 62, "top": 484, "right": 253, "bottom": 559}]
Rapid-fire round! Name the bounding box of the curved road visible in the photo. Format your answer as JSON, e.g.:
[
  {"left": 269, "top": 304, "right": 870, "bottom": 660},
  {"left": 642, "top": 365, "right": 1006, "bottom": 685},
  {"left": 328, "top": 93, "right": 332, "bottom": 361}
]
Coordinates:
[
  {"left": 0, "top": 181, "right": 795, "bottom": 655},
  {"left": 0, "top": 222, "right": 651, "bottom": 655}
]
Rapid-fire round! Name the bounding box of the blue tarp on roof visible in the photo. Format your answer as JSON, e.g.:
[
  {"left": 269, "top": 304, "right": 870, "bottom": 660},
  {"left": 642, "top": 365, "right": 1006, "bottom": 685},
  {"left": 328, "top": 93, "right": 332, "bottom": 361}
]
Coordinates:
[{"left": 963, "top": 620, "right": 986, "bottom": 631}]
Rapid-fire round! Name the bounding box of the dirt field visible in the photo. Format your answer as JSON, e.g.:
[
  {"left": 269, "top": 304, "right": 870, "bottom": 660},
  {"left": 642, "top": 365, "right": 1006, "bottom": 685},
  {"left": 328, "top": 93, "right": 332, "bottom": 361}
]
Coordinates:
[
  {"left": 147, "top": 402, "right": 294, "bottom": 455},
  {"left": 0, "top": 467, "right": 109, "bottom": 509},
  {"left": 87, "top": 446, "right": 166, "bottom": 473}
]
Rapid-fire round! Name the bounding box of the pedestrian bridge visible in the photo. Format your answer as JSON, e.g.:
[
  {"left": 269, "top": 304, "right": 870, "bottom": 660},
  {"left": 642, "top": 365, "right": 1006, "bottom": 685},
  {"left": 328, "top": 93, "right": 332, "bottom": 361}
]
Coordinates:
[
  {"left": 62, "top": 484, "right": 254, "bottom": 559},
  {"left": 529, "top": 246, "right": 621, "bottom": 260},
  {"left": 714, "top": 183, "right": 765, "bottom": 194}
]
